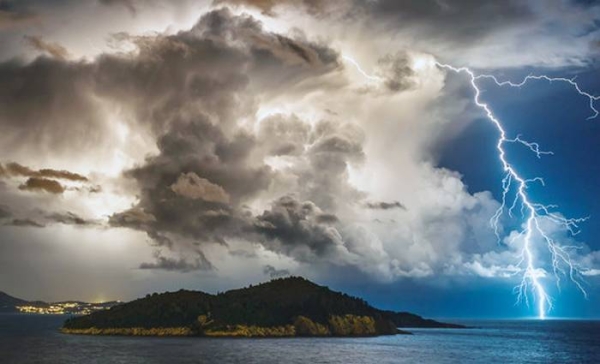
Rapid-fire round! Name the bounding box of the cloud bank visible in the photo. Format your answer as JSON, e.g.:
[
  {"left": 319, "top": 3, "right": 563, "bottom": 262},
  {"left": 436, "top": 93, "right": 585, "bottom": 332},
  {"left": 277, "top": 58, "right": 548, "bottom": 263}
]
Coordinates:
[{"left": 0, "top": 0, "right": 598, "bottom": 305}]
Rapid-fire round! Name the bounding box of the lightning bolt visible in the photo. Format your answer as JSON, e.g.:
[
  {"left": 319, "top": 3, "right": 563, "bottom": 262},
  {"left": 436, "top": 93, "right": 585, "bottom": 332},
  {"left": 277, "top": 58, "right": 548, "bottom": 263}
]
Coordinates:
[
  {"left": 343, "top": 55, "right": 599, "bottom": 319},
  {"left": 435, "top": 63, "right": 598, "bottom": 319}
]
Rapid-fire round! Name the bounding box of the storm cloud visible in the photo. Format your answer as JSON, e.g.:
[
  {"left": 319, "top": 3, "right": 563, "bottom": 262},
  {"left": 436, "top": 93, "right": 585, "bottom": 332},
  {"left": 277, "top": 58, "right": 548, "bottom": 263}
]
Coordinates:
[
  {"left": 255, "top": 195, "right": 347, "bottom": 262},
  {"left": 0, "top": 0, "right": 599, "bottom": 315},
  {"left": 90, "top": 9, "right": 353, "bottom": 269}
]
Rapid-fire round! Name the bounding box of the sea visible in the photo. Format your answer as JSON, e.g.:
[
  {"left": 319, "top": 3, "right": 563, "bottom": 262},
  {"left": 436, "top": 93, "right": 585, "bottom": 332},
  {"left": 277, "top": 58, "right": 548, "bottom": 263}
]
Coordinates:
[{"left": 1, "top": 314, "right": 599, "bottom": 363}]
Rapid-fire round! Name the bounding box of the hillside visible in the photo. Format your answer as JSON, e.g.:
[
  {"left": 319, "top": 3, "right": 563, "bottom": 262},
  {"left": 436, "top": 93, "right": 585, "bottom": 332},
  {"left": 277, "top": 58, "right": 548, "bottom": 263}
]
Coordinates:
[
  {"left": 62, "top": 277, "right": 464, "bottom": 337},
  {"left": 0, "top": 291, "right": 28, "bottom": 312}
]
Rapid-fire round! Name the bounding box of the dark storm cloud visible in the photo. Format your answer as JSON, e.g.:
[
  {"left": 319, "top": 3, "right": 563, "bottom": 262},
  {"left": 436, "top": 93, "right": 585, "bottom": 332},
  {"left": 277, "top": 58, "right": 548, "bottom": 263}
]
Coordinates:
[
  {"left": 82, "top": 9, "right": 350, "bottom": 270},
  {"left": 18, "top": 177, "right": 65, "bottom": 194},
  {"left": 139, "top": 250, "right": 214, "bottom": 272},
  {"left": 109, "top": 209, "right": 174, "bottom": 248},
  {"left": 0, "top": 6, "right": 340, "bottom": 164},
  {"left": 23, "top": 35, "right": 70, "bottom": 60},
  {"left": 263, "top": 264, "right": 290, "bottom": 278},
  {"left": 115, "top": 116, "right": 270, "bottom": 243},
  {"left": 1, "top": 162, "right": 87, "bottom": 181},
  {"left": 0, "top": 7, "right": 352, "bottom": 268},
  {"left": 365, "top": 201, "right": 406, "bottom": 210},
  {"left": 254, "top": 195, "right": 345, "bottom": 261},
  {"left": 89, "top": 8, "right": 339, "bottom": 139}
]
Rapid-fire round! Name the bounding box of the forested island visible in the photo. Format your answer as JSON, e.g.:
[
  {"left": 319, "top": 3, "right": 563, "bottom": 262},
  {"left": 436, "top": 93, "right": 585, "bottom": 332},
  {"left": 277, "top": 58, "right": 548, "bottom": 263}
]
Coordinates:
[{"left": 62, "top": 277, "right": 464, "bottom": 337}]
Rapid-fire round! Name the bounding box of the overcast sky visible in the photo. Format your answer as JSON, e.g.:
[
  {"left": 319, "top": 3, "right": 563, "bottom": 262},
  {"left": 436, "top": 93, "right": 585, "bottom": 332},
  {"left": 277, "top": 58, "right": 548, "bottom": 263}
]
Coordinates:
[{"left": 1, "top": 0, "right": 599, "bottom": 318}]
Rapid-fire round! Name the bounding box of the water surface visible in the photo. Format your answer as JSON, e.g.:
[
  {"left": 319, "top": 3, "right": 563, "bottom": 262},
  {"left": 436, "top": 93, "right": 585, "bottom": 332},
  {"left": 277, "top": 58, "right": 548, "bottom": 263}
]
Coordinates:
[{"left": 1, "top": 314, "right": 598, "bottom": 363}]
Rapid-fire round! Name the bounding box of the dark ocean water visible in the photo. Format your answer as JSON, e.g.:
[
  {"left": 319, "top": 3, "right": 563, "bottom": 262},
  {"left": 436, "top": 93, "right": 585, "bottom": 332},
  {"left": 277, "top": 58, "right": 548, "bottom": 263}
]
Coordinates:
[{"left": 1, "top": 314, "right": 599, "bottom": 364}]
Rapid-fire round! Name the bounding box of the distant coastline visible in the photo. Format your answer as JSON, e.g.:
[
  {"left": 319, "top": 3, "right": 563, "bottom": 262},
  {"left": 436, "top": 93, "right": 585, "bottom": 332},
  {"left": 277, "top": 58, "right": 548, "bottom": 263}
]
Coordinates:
[{"left": 0, "top": 291, "right": 120, "bottom": 315}]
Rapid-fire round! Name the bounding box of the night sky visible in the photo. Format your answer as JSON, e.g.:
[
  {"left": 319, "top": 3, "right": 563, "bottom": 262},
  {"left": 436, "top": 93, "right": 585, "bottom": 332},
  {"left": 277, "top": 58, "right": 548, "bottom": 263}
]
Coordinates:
[{"left": 1, "top": 0, "right": 600, "bottom": 319}]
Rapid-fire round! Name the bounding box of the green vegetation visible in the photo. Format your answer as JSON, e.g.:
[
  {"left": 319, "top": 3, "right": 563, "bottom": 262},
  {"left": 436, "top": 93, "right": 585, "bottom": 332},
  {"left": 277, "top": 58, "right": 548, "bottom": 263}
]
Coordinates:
[{"left": 62, "top": 277, "right": 463, "bottom": 337}]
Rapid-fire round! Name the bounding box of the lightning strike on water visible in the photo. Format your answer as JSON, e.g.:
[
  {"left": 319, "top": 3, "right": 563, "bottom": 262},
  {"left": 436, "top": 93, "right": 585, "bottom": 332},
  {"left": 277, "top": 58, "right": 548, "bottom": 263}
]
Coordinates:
[{"left": 343, "top": 55, "right": 599, "bottom": 319}]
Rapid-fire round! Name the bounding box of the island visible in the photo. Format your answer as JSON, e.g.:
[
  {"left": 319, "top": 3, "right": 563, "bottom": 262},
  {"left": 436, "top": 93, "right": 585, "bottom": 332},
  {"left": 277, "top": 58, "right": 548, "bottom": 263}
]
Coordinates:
[{"left": 61, "top": 277, "right": 464, "bottom": 337}]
